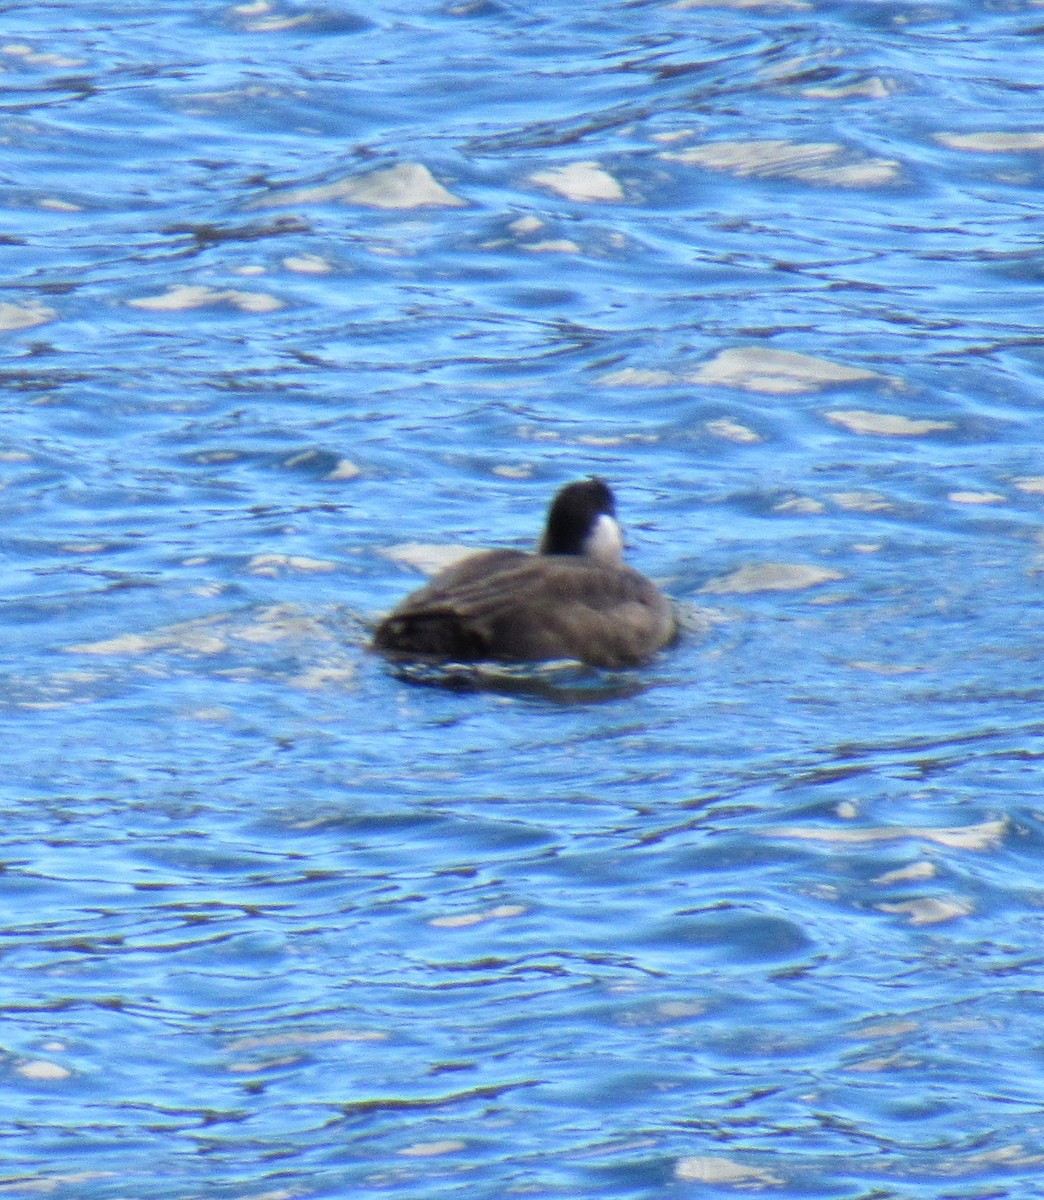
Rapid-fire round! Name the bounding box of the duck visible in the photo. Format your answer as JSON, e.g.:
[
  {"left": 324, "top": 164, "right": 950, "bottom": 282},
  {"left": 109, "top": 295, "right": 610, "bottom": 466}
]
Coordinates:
[{"left": 372, "top": 478, "right": 677, "bottom": 669}]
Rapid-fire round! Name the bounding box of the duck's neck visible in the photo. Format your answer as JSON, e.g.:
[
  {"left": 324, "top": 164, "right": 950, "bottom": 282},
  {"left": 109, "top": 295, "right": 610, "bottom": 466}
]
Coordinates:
[{"left": 581, "top": 513, "right": 624, "bottom": 566}]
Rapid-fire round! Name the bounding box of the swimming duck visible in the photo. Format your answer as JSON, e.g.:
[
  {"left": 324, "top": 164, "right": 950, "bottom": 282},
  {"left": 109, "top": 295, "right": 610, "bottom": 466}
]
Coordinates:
[{"left": 372, "top": 478, "right": 677, "bottom": 669}]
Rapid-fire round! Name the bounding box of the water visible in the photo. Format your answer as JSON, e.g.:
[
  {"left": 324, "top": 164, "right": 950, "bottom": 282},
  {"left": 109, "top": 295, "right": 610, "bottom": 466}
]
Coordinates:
[{"left": 2, "top": 0, "right": 1044, "bottom": 1195}]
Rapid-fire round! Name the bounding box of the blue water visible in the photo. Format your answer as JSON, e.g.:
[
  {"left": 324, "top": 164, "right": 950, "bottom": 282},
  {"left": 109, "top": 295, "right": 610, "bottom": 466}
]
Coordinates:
[{"left": 2, "top": 1, "right": 1044, "bottom": 1196}]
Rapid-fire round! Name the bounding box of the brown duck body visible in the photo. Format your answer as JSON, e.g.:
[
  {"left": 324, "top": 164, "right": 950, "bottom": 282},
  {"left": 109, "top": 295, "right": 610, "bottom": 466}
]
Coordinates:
[{"left": 372, "top": 480, "right": 677, "bottom": 669}]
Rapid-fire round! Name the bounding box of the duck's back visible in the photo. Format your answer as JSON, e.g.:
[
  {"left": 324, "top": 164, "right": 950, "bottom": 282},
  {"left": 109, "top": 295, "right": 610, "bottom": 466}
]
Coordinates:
[{"left": 373, "top": 549, "right": 676, "bottom": 668}]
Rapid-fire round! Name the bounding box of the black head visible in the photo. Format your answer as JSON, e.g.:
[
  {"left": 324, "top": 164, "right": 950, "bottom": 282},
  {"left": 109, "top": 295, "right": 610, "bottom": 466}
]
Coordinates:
[{"left": 539, "top": 478, "right": 618, "bottom": 557}]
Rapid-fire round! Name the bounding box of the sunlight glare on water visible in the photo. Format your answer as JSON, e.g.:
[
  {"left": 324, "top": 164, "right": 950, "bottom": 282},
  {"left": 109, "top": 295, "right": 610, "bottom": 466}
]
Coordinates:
[{"left": 1, "top": 1, "right": 1044, "bottom": 1197}]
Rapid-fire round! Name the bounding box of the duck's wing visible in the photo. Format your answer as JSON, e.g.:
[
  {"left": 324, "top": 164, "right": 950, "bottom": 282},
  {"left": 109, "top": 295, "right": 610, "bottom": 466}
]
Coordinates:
[{"left": 374, "top": 552, "right": 676, "bottom": 667}]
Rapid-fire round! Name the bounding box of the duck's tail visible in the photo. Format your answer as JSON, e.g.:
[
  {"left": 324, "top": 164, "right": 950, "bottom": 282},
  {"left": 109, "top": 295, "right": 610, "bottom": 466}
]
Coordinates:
[{"left": 373, "top": 609, "right": 490, "bottom": 661}]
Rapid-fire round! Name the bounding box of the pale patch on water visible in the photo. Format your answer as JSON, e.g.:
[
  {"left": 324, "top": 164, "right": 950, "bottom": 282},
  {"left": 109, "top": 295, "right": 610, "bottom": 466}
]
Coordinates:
[
  {"left": 0, "top": 1172, "right": 116, "bottom": 1194},
  {"left": 187, "top": 705, "right": 234, "bottom": 721},
  {"left": 576, "top": 432, "right": 658, "bottom": 447},
  {"left": 948, "top": 491, "right": 1004, "bottom": 504},
  {"left": 701, "top": 562, "right": 844, "bottom": 594},
  {"left": 523, "top": 238, "right": 583, "bottom": 254},
  {"left": 674, "top": 1155, "right": 784, "bottom": 1187},
  {"left": 942, "top": 1146, "right": 1044, "bottom": 1174},
  {"left": 673, "top": 0, "right": 809, "bottom": 9},
  {"left": 876, "top": 896, "right": 974, "bottom": 925},
  {"left": 14, "top": 1060, "right": 72, "bottom": 1082},
  {"left": 228, "top": 1030, "right": 387, "bottom": 1051},
  {"left": 72, "top": 629, "right": 209, "bottom": 656},
  {"left": 326, "top": 458, "right": 362, "bottom": 481},
  {"left": 247, "top": 553, "right": 337, "bottom": 577},
  {"left": 227, "top": 1054, "right": 307, "bottom": 1074},
  {"left": 283, "top": 253, "right": 333, "bottom": 274},
  {"left": 705, "top": 417, "right": 762, "bottom": 443},
  {"left": 382, "top": 543, "right": 477, "bottom": 575},
  {"left": 601, "top": 347, "right": 879, "bottom": 395},
  {"left": 650, "top": 129, "right": 696, "bottom": 144},
  {"left": 1, "top": 42, "right": 86, "bottom": 69},
  {"left": 429, "top": 904, "right": 527, "bottom": 928},
  {"left": 514, "top": 424, "right": 658, "bottom": 449},
  {"left": 38, "top": 198, "right": 82, "bottom": 212},
  {"left": 773, "top": 496, "right": 826, "bottom": 515},
  {"left": 253, "top": 163, "right": 466, "bottom": 210},
  {"left": 66, "top": 606, "right": 353, "bottom": 694},
  {"left": 282, "top": 448, "right": 357, "bottom": 477},
  {"left": 0, "top": 301, "right": 55, "bottom": 331},
  {"left": 492, "top": 463, "right": 534, "bottom": 479},
  {"left": 657, "top": 999, "right": 707, "bottom": 1018},
  {"left": 874, "top": 860, "right": 937, "bottom": 885},
  {"left": 129, "top": 285, "right": 283, "bottom": 314},
  {"left": 828, "top": 491, "right": 894, "bottom": 513},
  {"left": 528, "top": 161, "right": 625, "bottom": 202},
  {"left": 289, "top": 664, "right": 357, "bottom": 690},
  {"left": 398, "top": 1140, "right": 467, "bottom": 1158},
  {"left": 825, "top": 409, "right": 954, "bottom": 436},
  {"left": 690, "top": 347, "right": 879, "bottom": 394},
  {"left": 845, "top": 1051, "right": 922, "bottom": 1073},
  {"left": 848, "top": 1018, "right": 919, "bottom": 1039},
  {"left": 804, "top": 78, "right": 896, "bottom": 100},
  {"left": 769, "top": 817, "right": 1008, "bottom": 851},
  {"left": 846, "top": 661, "right": 922, "bottom": 676},
  {"left": 7, "top": 668, "right": 106, "bottom": 711},
  {"left": 509, "top": 215, "right": 545, "bottom": 236},
  {"left": 484, "top": 214, "right": 590, "bottom": 255},
  {"left": 228, "top": 0, "right": 318, "bottom": 32},
  {"left": 660, "top": 138, "right": 900, "bottom": 187},
  {"left": 936, "top": 131, "right": 1044, "bottom": 152},
  {"left": 226, "top": 1028, "right": 386, "bottom": 1072},
  {"left": 598, "top": 367, "right": 675, "bottom": 387},
  {"left": 177, "top": 82, "right": 310, "bottom": 119}
]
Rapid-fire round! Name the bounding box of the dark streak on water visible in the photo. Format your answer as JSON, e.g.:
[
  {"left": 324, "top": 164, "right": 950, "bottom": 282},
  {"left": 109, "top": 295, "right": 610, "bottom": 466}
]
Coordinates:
[{"left": 2, "top": 1, "right": 1044, "bottom": 1197}]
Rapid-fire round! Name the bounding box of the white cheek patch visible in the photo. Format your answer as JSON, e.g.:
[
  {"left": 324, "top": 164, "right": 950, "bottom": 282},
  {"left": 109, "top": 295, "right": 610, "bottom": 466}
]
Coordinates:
[{"left": 584, "top": 513, "right": 625, "bottom": 565}]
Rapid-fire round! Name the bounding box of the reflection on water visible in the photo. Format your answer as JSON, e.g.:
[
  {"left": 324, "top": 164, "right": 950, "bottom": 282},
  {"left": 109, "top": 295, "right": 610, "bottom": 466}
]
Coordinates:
[
  {"left": 383, "top": 657, "right": 656, "bottom": 702},
  {"left": 2, "top": 0, "right": 1044, "bottom": 1196}
]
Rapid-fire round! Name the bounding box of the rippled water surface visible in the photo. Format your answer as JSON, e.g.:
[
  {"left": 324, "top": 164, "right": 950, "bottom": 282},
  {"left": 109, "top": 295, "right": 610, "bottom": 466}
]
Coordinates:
[{"left": 3, "top": 1, "right": 1044, "bottom": 1196}]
